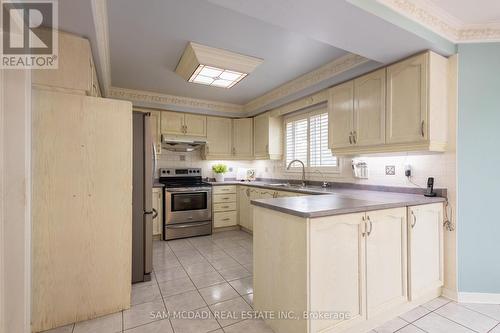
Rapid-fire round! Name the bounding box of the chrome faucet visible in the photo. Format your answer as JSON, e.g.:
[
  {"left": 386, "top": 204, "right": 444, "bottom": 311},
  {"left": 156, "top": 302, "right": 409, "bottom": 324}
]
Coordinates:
[
  {"left": 286, "top": 159, "right": 306, "bottom": 187},
  {"left": 315, "top": 169, "right": 329, "bottom": 188}
]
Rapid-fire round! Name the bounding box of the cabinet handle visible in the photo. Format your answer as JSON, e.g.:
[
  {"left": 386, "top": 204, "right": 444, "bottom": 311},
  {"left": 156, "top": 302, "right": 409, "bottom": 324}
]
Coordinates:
[
  {"left": 222, "top": 218, "right": 231, "bottom": 221},
  {"left": 410, "top": 210, "right": 417, "bottom": 228},
  {"left": 221, "top": 206, "right": 230, "bottom": 209},
  {"left": 152, "top": 208, "right": 158, "bottom": 219},
  {"left": 222, "top": 197, "right": 230, "bottom": 200},
  {"left": 349, "top": 132, "right": 353, "bottom": 144},
  {"left": 361, "top": 216, "right": 366, "bottom": 237},
  {"left": 245, "top": 188, "right": 250, "bottom": 196},
  {"left": 367, "top": 216, "right": 373, "bottom": 236},
  {"left": 265, "top": 144, "right": 269, "bottom": 153},
  {"left": 232, "top": 147, "right": 236, "bottom": 155},
  {"left": 352, "top": 131, "right": 357, "bottom": 144},
  {"left": 421, "top": 121, "right": 425, "bottom": 137},
  {"left": 206, "top": 145, "right": 210, "bottom": 154}
]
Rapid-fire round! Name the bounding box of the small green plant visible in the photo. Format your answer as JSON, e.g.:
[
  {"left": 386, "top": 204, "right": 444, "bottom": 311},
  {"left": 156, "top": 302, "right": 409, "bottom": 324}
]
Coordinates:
[{"left": 212, "top": 164, "right": 228, "bottom": 174}]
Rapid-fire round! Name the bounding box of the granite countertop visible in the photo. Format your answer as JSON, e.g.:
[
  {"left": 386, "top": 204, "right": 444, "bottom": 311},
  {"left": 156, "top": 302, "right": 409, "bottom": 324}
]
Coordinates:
[
  {"left": 208, "top": 180, "right": 445, "bottom": 218},
  {"left": 251, "top": 190, "right": 445, "bottom": 218}
]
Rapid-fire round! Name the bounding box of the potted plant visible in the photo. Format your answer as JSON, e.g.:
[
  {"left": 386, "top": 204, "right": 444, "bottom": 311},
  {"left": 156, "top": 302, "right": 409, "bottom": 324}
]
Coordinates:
[{"left": 212, "top": 164, "right": 228, "bottom": 182}]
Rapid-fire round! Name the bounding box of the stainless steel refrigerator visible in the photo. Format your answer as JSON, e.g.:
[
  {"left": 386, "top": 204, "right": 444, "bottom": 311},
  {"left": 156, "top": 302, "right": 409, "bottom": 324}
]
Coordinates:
[{"left": 132, "top": 112, "right": 154, "bottom": 283}]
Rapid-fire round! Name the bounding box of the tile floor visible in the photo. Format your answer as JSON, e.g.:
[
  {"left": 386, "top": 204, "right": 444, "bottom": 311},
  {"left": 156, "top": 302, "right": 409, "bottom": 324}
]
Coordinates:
[{"left": 43, "top": 230, "right": 500, "bottom": 333}]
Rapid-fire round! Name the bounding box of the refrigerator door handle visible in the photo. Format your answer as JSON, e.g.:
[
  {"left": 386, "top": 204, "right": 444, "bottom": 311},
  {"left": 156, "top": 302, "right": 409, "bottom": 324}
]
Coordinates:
[
  {"left": 152, "top": 142, "right": 157, "bottom": 178},
  {"left": 152, "top": 208, "right": 158, "bottom": 219}
]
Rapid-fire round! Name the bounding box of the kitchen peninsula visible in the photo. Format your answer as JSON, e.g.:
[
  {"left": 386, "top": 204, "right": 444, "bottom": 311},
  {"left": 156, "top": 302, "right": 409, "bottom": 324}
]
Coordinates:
[{"left": 251, "top": 191, "right": 445, "bottom": 333}]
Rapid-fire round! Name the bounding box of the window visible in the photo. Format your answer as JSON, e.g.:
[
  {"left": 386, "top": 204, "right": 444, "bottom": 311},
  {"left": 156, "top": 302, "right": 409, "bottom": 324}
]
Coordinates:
[{"left": 285, "top": 109, "right": 338, "bottom": 171}]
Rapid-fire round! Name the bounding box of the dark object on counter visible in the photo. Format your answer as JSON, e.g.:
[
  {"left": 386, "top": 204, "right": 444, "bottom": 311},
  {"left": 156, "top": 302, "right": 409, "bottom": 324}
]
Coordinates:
[{"left": 424, "top": 177, "right": 437, "bottom": 197}]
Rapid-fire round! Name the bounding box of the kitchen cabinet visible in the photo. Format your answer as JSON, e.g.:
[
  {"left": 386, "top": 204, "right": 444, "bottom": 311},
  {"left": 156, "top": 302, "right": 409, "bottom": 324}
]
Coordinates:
[
  {"left": 354, "top": 69, "right": 386, "bottom": 146},
  {"left": 213, "top": 186, "right": 237, "bottom": 228},
  {"left": 238, "top": 186, "right": 253, "bottom": 231},
  {"left": 254, "top": 206, "right": 419, "bottom": 333},
  {"left": 232, "top": 118, "right": 254, "bottom": 159},
  {"left": 408, "top": 203, "right": 444, "bottom": 300},
  {"left": 205, "top": 117, "right": 232, "bottom": 158},
  {"left": 328, "top": 81, "right": 354, "bottom": 149},
  {"left": 152, "top": 188, "right": 163, "bottom": 236},
  {"left": 328, "top": 51, "right": 451, "bottom": 155},
  {"left": 253, "top": 113, "right": 282, "bottom": 160},
  {"left": 32, "top": 31, "right": 97, "bottom": 96},
  {"left": 386, "top": 52, "right": 449, "bottom": 149},
  {"left": 161, "top": 111, "right": 206, "bottom": 137},
  {"left": 366, "top": 208, "right": 408, "bottom": 318},
  {"left": 150, "top": 110, "right": 162, "bottom": 156},
  {"left": 329, "top": 69, "right": 386, "bottom": 151}
]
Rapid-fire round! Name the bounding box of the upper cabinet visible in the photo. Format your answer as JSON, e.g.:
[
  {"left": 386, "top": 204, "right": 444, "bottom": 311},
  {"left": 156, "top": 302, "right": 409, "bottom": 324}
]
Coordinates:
[
  {"left": 32, "top": 32, "right": 100, "bottom": 96},
  {"left": 253, "top": 113, "right": 282, "bottom": 160},
  {"left": 205, "top": 117, "right": 233, "bottom": 158},
  {"left": 161, "top": 111, "right": 206, "bottom": 137},
  {"left": 232, "top": 118, "right": 253, "bottom": 159},
  {"left": 203, "top": 117, "right": 254, "bottom": 160},
  {"left": 329, "top": 51, "right": 451, "bottom": 155}
]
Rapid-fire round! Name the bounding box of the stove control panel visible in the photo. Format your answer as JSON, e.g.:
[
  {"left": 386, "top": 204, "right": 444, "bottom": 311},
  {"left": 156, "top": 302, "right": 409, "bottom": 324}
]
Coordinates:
[{"left": 159, "top": 168, "right": 202, "bottom": 177}]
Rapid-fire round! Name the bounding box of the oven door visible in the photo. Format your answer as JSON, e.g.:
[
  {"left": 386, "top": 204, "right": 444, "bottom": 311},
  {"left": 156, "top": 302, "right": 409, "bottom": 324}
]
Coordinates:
[{"left": 165, "top": 189, "right": 212, "bottom": 224}]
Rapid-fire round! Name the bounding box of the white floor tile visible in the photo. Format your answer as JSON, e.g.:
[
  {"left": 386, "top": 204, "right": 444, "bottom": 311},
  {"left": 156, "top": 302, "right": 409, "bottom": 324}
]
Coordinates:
[
  {"left": 164, "top": 290, "right": 207, "bottom": 312},
  {"left": 158, "top": 277, "right": 196, "bottom": 297},
  {"left": 41, "top": 324, "right": 74, "bottom": 333},
  {"left": 223, "top": 319, "right": 275, "bottom": 333},
  {"left": 396, "top": 324, "right": 426, "bottom": 332},
  {"left": 460, "top": 302, "right": 500, "bottom": 320},
  {"left": 209, "top": 297, "right": 252, "bottom": 327},
  {"left": 422, "top": 297, "right": 451, "bottom": 311},
  {"left": 73, "top": 312, "right": 122, "bottom": 333},
  {"left": 229, "top": 276, "right": 253, "bottom": 296},
  {"left": 131, "top": 282, "right": 161, "bottom": 306},
  {"left": 169, "top": 307, "right": 220, "bottom": 333},
  {"left": 124, "top": 319, "right": 173, "bottom": 333},
  {"left": 413, "top": 312, "right": 475, "bottom": 333},
  {"left": 435, "top": 302, "right": 498, "bottom": 332},
  {"left": 374, "top": 317, "right": 408, "bottom": 333},
  {"left": 190, "top": 271, "right": 226, "bottom": 289},
  {"left": 199, "top": 282, "right": 240, "bottom": 305},
  {"left": 154, "top": 266, "right": 188, "bottom": 283},
  {"left": 123, "top": 299, "right": 166, "bottom": 330},
  {"left": 242, "top": 293, "right": 253, "bottom": 308},
  {"left": 399, "top": 306, "right": 430, "bottom": 323},
  {"left": 218, "top": 265, "right": 251, "bottom": 281},
  {"left": 490, "top": 324, "right": 500, "bottom": 333}
]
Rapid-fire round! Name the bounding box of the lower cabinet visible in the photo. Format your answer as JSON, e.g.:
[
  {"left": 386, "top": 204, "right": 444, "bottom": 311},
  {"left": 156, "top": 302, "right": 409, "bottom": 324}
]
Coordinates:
[
  {"left": 152, "top": 188, "right": 163, "bottom": 236},
  {"left": 254, "top": 203, "right": 443, "bottom": 333},
  {"left": 408, "top": 203, "right": 444, "bottom": 300},
  {"left": 213, "top": 186, "right": 237, "bottom": 228}
]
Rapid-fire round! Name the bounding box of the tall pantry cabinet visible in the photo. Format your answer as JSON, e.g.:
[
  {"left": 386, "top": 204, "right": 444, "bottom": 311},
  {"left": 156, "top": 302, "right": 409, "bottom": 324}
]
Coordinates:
[{"left": 31, "top": 32, "right": 132, "bottom": 332}]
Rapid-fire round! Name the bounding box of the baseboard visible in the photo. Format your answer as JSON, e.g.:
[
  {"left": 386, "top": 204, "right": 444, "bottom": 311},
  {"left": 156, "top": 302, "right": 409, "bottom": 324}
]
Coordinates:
[
  {"left": 442, "top": 288, "right": 458, "bottom": 301},
  {"left": 458, "top": 292, "right": 500, "bottom": 304}
]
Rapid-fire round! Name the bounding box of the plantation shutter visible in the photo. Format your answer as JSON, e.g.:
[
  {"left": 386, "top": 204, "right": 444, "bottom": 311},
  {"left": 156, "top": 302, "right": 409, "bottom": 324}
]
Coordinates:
[
  {"left": 285, "top": 117, "right": 308, "bottom": 167},
  {"left": 309, "top": 112, "right": 337, "bottom": 167}
]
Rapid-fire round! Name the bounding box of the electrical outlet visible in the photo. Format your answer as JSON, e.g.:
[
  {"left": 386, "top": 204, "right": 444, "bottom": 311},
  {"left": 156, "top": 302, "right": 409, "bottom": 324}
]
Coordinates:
[
  {"left": 385, "top": 165, "right": 396, "bottom": 175},
  {"left": 179, "top": 155, "right": 186, "bottom": 161},
  {"left": 228, "top": 167, "right": 233, "bottom": 172}
]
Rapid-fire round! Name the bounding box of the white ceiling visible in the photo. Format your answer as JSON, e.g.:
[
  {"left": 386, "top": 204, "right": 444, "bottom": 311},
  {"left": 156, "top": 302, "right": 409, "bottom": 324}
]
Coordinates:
[
  {"left": 106, "top": 0, "right": 349, "bottom": 104},
  {"left": 429, "top": 0, "right": 500, "bottom": 25}
]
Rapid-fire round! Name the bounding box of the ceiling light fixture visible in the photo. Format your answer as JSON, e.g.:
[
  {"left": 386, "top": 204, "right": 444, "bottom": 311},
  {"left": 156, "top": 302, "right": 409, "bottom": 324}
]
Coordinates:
[{"left": 175, "top": 42, "right": 262, "bottom": 89}]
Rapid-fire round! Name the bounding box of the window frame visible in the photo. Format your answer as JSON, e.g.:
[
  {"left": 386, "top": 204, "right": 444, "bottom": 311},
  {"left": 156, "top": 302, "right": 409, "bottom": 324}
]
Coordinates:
[{"left": 283, "top": 108, "right": 341, "bottom": 174}]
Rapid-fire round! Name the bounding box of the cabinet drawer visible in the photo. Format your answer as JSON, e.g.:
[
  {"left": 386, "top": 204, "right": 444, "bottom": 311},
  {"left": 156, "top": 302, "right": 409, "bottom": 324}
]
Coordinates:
[
  {"left": 213, "top": 186, "right": 236, "bottom": 195},
  {"left": 213, "top": 202, "right": 236, "bottom": 212},
  {"left": 213, "top": 193, "right": 236, "bottom": 203},
  {"left": 214, "top": 211, "right": 237, "bottom": 228}
]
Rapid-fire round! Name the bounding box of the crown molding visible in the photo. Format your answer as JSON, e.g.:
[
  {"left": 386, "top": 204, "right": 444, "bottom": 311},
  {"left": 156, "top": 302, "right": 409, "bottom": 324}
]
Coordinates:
[
  {"left": 108, "top": 86, "right": 245, "bottom": 115},
  {"left": 90, "top": 0, "right": 112, "bottom": 96},
  {"left": 244, "top": 53, "right": 369, "bottom": 113},
  {"left": 376, "top": 0, "right": 500, "bottom": 43}
]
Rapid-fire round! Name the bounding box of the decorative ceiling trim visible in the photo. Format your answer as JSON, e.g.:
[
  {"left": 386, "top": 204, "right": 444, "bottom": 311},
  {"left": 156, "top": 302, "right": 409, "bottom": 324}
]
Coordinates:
[
  {"left": 90, "top": 0, "right": 112, "bottom": 96},
  {"left": 268, "top": 90, "right": 328, "bottom": 117},
  {"left": 244, "top": 53, "right": 369, "bottom": 113},
  {"left": 376, "top": 0, "right": 500, "bottom": 43},
  {"left": 108, "top": 86, "right": 245, "bottom": 114}
]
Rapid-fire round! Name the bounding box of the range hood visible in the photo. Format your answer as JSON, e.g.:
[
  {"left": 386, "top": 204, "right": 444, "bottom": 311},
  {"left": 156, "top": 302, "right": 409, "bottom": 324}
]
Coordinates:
[{"left": 161, "top": 135, "right": 207, "bottom": 152}]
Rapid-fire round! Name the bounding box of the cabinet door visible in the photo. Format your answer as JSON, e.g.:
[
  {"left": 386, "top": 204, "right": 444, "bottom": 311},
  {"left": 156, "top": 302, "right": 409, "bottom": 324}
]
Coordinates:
[
  {"left": 238, "top": 187, "right": 252, "bottom": 230},
  {"left": 184, "top": 114, "right": 207, "bottom": 137},
  {"left": 206, "top": 117, "right": 232, "bottom": 156},
  {"left": 233, "top": 118, "right": 253, "bottom": 158},
  {"left": 309, "top": 213, "right": 366, "bottom": 332},
  {"left": 386, "top": 53, "right": 428, "bottom": 144},
  {"left": 253, "top": 114, "right": 269, "bottom": 157},
  {"left": 329, "top": 81, "right": 354, "bottom": 149},
  {"left": 150, "top": 111, "right": 162, "bottom": 155},
  {"left": 161, "top": 111, "right": 185, "bottom": 135},
  {"left": 354, "top": 69, "right": 386, "bottom": 146},
  {"left": 32, "top": 32, "right": 92, "bottom": 94},
  {"left": 152, "top": 189, "right": 162, "bottom": 236},
  {"left": 365, "top": 208, "right": 407, "bottom": 318},
  {"left": 408, "top": 203, "right": 444, "bottom": 300}
]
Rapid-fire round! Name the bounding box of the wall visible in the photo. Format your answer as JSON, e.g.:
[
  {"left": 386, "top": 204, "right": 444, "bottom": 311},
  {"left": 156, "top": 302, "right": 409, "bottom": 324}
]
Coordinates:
[
  {"left": 457, "top": 43, "right": 500, "bottom": 295},
  {"left": 1, "top": 69, "right": 32, "bottom": 333}
]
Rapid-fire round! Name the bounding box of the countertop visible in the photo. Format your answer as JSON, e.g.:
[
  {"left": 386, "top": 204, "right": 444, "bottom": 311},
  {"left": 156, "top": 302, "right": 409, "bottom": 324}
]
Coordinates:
[{"left": 208, "top": 180, "right": 446, "bottom": 218}]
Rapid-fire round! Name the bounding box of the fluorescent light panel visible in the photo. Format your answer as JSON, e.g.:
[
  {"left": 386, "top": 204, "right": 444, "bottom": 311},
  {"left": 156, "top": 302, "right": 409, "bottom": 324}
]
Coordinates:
[{"left": 189, "top": 65, "right": 247, "bottom": 89}]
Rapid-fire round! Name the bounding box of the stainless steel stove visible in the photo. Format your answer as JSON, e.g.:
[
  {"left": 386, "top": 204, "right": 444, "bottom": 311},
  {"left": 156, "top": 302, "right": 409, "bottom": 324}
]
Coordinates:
[{"left": 159, "top": 168, "right": 212, "bottom": 240}]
